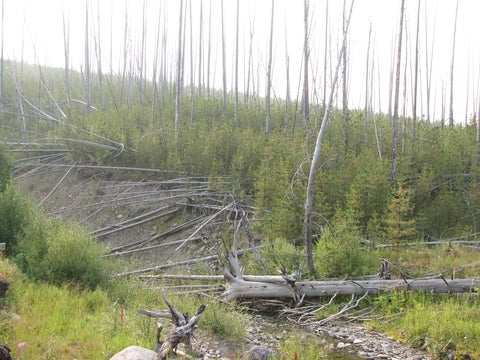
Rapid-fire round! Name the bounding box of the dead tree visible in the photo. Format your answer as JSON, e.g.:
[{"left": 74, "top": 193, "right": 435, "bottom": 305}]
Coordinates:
[
  {"left": 412, "top": 0, "right": 421, "bottom": 140},
  {"left": 221, "top": 0, "right": 227, "bottom": 111},
  {"left": 174, "top": 0, "right": 184, "bottom": 139},
  {"left": 302, "top": 0, "right": 310, "bottom": 127},
  {"left": 265, "top": 0, "right": 274, "bottom": 135},
  {"left": 391, "top": 0, "right": 405, "bottom": 190},
  {"left": 110, "top": 290, "right": 206, "bottom": 360},
  {"left": 84, "top": 0, "right": 91, "bottom": 113},
  {"left": 220, "top": 255, "right": 480, "bottom": 302},
  {"left": 304, "top": 0, "right": 354, "bottom": 275},
  {"left": 234, "top": 0, "right": 240, "bottom": 124},
  {"left": 448, "top": 0, "right": 459, "bottom": 126}
]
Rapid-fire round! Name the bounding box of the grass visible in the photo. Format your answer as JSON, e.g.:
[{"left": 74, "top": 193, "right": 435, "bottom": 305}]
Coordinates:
[
  {"left": 0, "top": 257, "right": 249, "bottom": 359},
  {"left": 1, "top": 243, "right": 480, "bottom": 359},
  {"left": 369, "top": 292, "right": 480, "bottom": 359}
]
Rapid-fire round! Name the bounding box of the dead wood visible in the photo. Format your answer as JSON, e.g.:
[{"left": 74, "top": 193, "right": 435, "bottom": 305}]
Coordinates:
[
  {"left": 220, "top": 255, "right": 480, "bottom": 301},
  {"left": 0, "top": 344, "right": 13, "bottom": 360},
  {"left": 105, "top": 236, "right": 204, "bottom": 258},
  {"left": 144, "top": 290, "right": 206, "bottom": 360},
  {"left": 116, "top": 247, "right": 260, "bottom": 277}
]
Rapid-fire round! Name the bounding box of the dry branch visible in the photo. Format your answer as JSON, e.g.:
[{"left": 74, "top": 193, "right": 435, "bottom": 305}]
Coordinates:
[{"left": 112, "top": 291, "right": 205, "bottom": 360}]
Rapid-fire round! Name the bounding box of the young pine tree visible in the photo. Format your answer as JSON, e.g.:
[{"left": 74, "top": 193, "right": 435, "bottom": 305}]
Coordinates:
[{"left": 386, "top": 183, "right": 416, "bottom": 245}]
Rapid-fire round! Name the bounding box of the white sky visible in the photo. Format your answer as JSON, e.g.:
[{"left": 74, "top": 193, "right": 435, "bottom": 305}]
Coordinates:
[{"left": 2, "top": 0, "right": 480, "bottom": 123}]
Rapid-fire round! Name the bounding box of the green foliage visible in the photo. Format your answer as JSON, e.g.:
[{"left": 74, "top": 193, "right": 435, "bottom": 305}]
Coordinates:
[
  {"left": 385, "top": 184, "right": 416, "bottom": 245},
  {"left": 370, "top": 292, "right": 480, "bottom": 359},
  {"left": 15, "top": 214, "right": 112, "bottom": 289},
  {"left": 313, "top": 213, "right": 377, "bottom": 279},
  {"left": 0, "top": 186, "right": 34, "bottom": 257},
  {"left": 0, "top": 150, "right": 12, "bottom": 193},
  {"left": 260, "top": 238, "right": 304, "bottom": 271},
  {"left": 279, "top": 335, "right": 327, "bottom": 359},
  {"left": 201, "top": 301, "right": 249, "bottom": 339}
]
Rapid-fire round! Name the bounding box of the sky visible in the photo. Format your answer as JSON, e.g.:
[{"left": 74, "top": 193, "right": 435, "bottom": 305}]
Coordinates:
[{"left": 2, "top": 0, "right": 480, "bottom": 124}]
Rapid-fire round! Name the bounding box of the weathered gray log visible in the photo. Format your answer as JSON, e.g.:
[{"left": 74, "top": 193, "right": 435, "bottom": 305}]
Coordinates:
[{"left": 220, "top": 276, "right": 480, "bottom": 300}]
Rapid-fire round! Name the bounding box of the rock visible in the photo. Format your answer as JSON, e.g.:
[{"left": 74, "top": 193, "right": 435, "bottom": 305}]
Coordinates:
[
  {"left": 109, "top": 345, "right": 156, "bottom": 360},
  {"left": 242, "top": 345, "right": 274, "bottom": 360}
]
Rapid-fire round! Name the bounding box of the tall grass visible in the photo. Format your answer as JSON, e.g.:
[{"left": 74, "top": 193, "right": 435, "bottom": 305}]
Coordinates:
[{"left": 370, "top": 292, "right": 480, "bottom": 359}]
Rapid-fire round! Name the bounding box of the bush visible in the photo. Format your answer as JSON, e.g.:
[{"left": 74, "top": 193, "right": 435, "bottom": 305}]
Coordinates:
[
  {"left": 0, "top": 186, "right": 34, "bottom": 257},
  {"left": 314, "top": 213, "right": 377, "bottom": 279},
  {"left": 15, "top": 214, "right": 112, "bottom": 290},
  {"left": 0, "top": 150, "right": 12, "bottom": 193}
]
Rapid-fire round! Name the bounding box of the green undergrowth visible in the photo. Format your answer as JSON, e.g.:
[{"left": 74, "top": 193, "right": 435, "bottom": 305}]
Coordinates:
[
  {"left": 0, "top": 258, "right": 249, "bottom": 359},
  {"left": 369, "top": 292, "right": 480, "bottom": 359}
]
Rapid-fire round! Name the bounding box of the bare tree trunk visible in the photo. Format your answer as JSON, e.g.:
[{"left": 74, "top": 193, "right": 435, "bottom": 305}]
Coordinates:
[
  {"left": 245, "top": 21, "right": 254, "bottom": 108},
  {"left": 151, "top": 1, "right": 162, "bottom": 124},
  {"left": 174, "top": 0, "right": 184, "bottom": 140},
  {"left": 84, "top": 0, "right": 91, "bottom": 113},
  {"left": 138, "top": 0, "right": 147, "bottom": 104},
  {"left": 448, "top": 0, "right": 459, "bottom": 127},
  {"left": 322, "top": 0, "right": 329, "bottom": 110},
  {"left": 221, "top": 0, "right": 227, "bottom": 111},
  {"left": 302, "top": 0, "right": 310, "bottom": 127},
  {"left": 234, "top": 0, "right": 240, "bottom": 124},
  {"left": 412, "top": 0, "right": 421, "bottom": 140},
  {"left": 198, "top": 0, "right": 203, "bottom": 97},
  {"left": 62, "top": 5, "right": 70, "bottom": 108},
  {"left": 189, "top": 0, "right": 195, "bottom": 124},
  {"left": 464, "top": 57, "right": 471, "bottom": 126},
  {"left": 94, "top": 1, "right": 105, "bottom": 109},
  {"left": 265, "top": 0, "right": 274, "bottom": 135},
  {"left": 160, "top": 7, "right": 167, "bottom": 104},
  {"left": 441, "top": 79, "right": 446, "bottom": 128},
  {"left": 364, "top": 23, "right": 372, "bottom": 143},
  {"left": 341, "top": 0, "right": 349, "bottom": 152},
  {"left": 284, "top": 19, "right": 291, "bottom": 132},
  {"left": 424, "top": 1, "right": 436, "bottom": 124},
  {"left": 304, "top": 1, "right": 354, "bottom": 275},
  {"left": 120, "top": 3, "right": 129, "bottom": 103},
  {"left": 206, "top": 0, "right": 212, "bottom": 98},
  {"left": 401, "top": 26, "right": 408, "bottom": 153},
  {"left": 391, "top": 0, "right": 405, "bottom": 190}
]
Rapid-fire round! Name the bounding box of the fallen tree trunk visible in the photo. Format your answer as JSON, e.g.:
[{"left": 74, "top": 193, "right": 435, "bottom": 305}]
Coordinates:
[
  {"left": 221, "top": 276, "right": 480, "bottom": 300},
  {"left": 220, "top": 253, "right": 480, "bottom": 301}
]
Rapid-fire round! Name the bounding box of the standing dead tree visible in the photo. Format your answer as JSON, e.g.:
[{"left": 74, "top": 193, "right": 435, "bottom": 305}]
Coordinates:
[
  {"left": 174, "top": 0, "right": 184, "bottom": 140},
  {"left": 265, "top": 0, "right": 274, "bottom": 135},
  {"left": 412, "top": 0, "right": 421, "bottom": 140},
  {"left": 304, "top": 0, "right": 354, "bottom": 275},
  {"left": 391, "top": 0, "right": 405, "bottom": 190},
  {"left": 448, "top": 0, "right": 459, "bottom": 127},
  {"left": 302, "top": 0, "right": 310, "bottom": 127}
]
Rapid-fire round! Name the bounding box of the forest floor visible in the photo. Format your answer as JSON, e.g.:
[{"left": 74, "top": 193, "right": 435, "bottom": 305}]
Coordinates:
[{"left": 14, "top": 165, "right": 434, "bottom": 359}]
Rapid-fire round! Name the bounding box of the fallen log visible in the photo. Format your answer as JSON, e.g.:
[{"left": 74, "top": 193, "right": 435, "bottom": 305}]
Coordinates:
[
  {"left": 220, "top": 253, "right": 480, "bottom": 301},
  {"left": 221, "top": 276, "right": 480, "bottom": 300}
]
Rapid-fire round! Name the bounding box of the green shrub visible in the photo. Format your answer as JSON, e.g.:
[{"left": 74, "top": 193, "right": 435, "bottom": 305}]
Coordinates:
[
  {"left": 314, "top": 213, "right": 377, "bottom": 279},
  {"left": 201, "top": 300, "right": 249, "bottom": 339},
  {"left": 0, "top": 150, "right": 12, "bottom": 192},
  {"left": 0, "top": 186, "right": 34, "bottom": 257},
  {"left": 260, "top": 238, "right": 304, "bottom": 271},
  {"left": 15, "top": 215, "right": 112, "bottom": 289}
]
